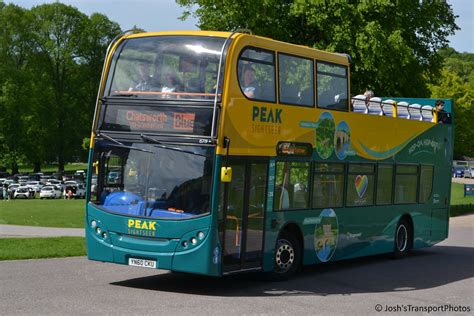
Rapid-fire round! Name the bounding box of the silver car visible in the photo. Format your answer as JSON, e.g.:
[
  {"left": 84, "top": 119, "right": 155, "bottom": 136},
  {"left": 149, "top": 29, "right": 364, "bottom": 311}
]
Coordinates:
[{"left": 14, "top": 186, "right": 35, "bottom": 199}]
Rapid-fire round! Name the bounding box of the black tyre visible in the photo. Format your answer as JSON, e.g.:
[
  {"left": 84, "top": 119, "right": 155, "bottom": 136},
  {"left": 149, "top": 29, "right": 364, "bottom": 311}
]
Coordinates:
[
  {"left": 266, "top": 231, "right": 301, "bottom": 281},
  {"left": 393, "top": 218, "right": 412, "bottom": 259}
]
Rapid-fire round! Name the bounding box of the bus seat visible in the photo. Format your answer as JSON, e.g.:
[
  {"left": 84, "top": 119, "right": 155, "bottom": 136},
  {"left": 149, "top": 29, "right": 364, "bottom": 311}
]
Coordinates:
[
  {"left": 352, "top": 95, "right": 368, "bottom": 113},
  {"left": 382, "top": 99, "right": 395, "bottom": 117},
  {"left": 259, "top": 81, "right": 275, "bottom": 101},
  {"left": 298, "top": 88, "right": 313, "bottom": 106},
  {"left": 280, "top": 84, "right": 299, "bottom": 104},
  {"left": 408, "top": 103, "right": 422, "bottom": 121},
  {"left": 421, "top": 105, "right": 434, "bottom": 122},
  {"left": 397, "top": 101, "right": 410, "bottom": 119},
  {"left": 368, "top": 97, "right": 382, "bottom": 115},
  {"left": 186, "top": 77, "right": 204, "bottom": 93}
]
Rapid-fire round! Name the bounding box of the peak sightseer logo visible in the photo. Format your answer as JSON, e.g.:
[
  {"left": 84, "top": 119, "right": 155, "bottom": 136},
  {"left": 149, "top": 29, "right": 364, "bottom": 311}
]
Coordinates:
[{"left": 127, "top": 219, "right": 157, "bottom": 237}]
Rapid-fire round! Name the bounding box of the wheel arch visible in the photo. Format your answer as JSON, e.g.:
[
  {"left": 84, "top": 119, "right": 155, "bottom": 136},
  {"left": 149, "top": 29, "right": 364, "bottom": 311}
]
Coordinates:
[
  {"left": 279, "top": 221, "right": 304, "bottom": 255},
  {"left": 399, "top": 213, "right": 414, "bottom": 249}
]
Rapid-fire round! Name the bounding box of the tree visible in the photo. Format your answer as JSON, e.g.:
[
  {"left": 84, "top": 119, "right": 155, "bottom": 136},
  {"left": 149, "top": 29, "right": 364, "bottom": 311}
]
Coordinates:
[
  {"left": 177, "top": 0, "right": 458, "bottom": 97},
  {"left": 0, "top": 3, "right": 121, "bottom": 173},
  {"left": 429, "top": 68, "right": 474, "bottom": 158},
  {"left": 0, "top": 4, "right": 34, "bottom": 174}
]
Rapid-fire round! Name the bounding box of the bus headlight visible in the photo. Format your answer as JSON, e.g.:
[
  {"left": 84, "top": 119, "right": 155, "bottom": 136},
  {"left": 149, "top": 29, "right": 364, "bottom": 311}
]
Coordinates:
[
  {"left": 197, "top": 231, "right": 205, "bottom": 240},
  {"left": 191, "top": 237, "right": 197, "bottom": 245},
  {"left": 91, "top": 220, "right": 97, "bottom": 228},
  {"left": 96, "top": 227, "right": 102, "bottom": 235}
]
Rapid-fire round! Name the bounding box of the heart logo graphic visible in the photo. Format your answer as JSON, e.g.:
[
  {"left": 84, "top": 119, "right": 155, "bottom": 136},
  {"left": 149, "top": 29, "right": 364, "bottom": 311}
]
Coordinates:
[{"left": 355, "top": 175, "right": 368, "bottom": 198}]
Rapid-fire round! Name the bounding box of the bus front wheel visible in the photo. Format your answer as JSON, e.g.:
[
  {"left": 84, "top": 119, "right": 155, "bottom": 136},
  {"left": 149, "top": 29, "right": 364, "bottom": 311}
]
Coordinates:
[
  {"left": 266, "top": 231, "right": 301, "bottom": 281},
  {"left": 393, "top": 218, "right": 412, "bottom": 259}
]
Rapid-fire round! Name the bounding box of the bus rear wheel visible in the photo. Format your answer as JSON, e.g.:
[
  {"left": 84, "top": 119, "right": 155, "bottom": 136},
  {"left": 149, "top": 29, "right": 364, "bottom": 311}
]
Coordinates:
[
  {"left": 266, "top": 231, "right": 301, "bottom": 281},
  {"left": 393, "top": 218, "right": 412, "bottom": 259}
]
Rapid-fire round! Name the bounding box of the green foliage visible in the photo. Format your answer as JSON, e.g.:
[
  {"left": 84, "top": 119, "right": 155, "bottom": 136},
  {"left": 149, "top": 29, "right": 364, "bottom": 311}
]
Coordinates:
[
  {"left": 0, "top": 237, "right": 86, "bottom": 260},
  {"left": 429, "top": 67, "right": 474, "bottom": 157},
  {"left": 0, "top": 3, "right": 121, "bottom": 172},
  {"left": 176, "top": 0, "right": 458, "bottom": 97}
]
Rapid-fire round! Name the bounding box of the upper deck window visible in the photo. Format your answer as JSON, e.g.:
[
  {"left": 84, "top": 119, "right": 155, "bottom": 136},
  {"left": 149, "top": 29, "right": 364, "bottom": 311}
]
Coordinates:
[
  {"left": 316, "top": 62, "right": 348, "bottom": 111},
  {"left": 106, "top": 36, "right": 226, "bottom": 100},
  {"left": 238, "top": 47, "right": 276, "bottom": 102},
  {"left": 278, "top": 53, "right": 314, "bottom": 107}
]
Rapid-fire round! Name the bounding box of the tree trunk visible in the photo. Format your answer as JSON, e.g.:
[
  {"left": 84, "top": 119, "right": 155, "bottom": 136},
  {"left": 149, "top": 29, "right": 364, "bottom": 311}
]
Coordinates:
[
  {"left": 58, "top": 157, "right": 65, "bottom": 172},
  {"left": 33, "top": 162, "right": 41, "bottom": 173},
  {"left": 11, "top": 163, "right": 19, "bottom": 175}
]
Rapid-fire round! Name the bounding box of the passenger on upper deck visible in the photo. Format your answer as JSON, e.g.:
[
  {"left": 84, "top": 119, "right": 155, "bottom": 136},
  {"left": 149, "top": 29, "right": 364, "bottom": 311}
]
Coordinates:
[
  {"left": 364, "top": 89, "right": 374, "bottom": 104},
  {"left": 161, "top": 72, "right": 182, "bottom": 98},
  {"left": 129, "top": 62, "right": 153, "bottom": 91},
  {"left": 241, "top": 66, "right": 258, "bottom": 99},
  {"left": 435, "top": 100, "right": 451, "bottom": 124}
]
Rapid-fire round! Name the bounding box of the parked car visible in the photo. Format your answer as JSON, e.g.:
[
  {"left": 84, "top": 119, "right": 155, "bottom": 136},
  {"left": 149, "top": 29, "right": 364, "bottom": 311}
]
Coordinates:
[
  {"left": 52, "top": 172, "right": 64, "bottom": 181},
  {"left": 452, "top": 166, "right": 465, "bottom": 178},
  {"left": 464, "top": 167, "right": 474, "bottom": 178},
  {"left": 40, "top": 175, "right": 52, "bottom": 185},
  {"left": 4, "top": 179, "right": 16, "bottom": 187},
  {"left": 40, "top": 186, "right": 62, "bottom": 199},
  {"left": 8, "top": 183, "right": 20, "bottom": 194},
  {"left": 90, "top": 175, "right": 98, "bottom": 195},
  {"left": 17, "top": 175, "right": 29, "bottom": 185},
  {"left": 26, "top": 181, "right": 43, "bottom": 192},
  {"left": 46, "top": 179, "right": 64, "bottom": 190},
  {"left": 28, "top": 173, "right": 42, "bottom": 181},
  {"left": 64, "top": 183, "right": 85, "bottom": 199},
  {"left": 14, "top": 186, "right": 35, "bottom": 199}
]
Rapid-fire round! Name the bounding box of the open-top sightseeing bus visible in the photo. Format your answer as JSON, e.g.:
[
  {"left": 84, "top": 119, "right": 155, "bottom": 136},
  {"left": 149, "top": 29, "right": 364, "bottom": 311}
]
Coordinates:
[{"left": 86, "top": 30, "right": 453, "bottom": 279}]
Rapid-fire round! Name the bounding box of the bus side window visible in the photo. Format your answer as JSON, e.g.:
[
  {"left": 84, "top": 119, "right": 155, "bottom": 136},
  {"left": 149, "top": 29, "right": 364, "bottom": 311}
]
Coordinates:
[
  {"left": 312, "top": 163, "right": 344, "bottom": 208},
  {"left": 278, "top": 53, "right": 314, "bottom": 107},
  {"left": 274, "top": 161, "right": 309, "bottom": 210},
  {"left": 316, "top": 62, "right": 348, "bottom": 111},
  {"left": 238, "top": 47, "right": 276, "bottom": 102}
]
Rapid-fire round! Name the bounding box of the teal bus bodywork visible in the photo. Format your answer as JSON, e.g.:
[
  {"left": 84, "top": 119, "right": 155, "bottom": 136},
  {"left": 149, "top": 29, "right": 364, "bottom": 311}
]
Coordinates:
[{"left": 86, "top": 98, "right": 453, "bottom": 276}]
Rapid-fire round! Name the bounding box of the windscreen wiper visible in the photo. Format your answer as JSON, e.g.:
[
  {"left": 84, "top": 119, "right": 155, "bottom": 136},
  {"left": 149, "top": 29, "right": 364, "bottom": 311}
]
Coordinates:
[
  {"left": 140, "top": 134, "right": 207, "bottom": 157},
  {"left": 98, "top": 133, "right": 153, "bottom": 153}
]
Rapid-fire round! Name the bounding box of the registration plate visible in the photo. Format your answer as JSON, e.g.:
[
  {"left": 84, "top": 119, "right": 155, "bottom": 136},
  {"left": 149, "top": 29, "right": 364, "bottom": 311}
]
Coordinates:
[{"left": 128, "top": 258, "right": 156, "bottom": 269}]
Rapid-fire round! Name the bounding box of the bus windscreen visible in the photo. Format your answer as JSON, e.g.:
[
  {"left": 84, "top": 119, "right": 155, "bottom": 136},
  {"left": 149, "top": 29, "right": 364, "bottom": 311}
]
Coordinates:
[
  {"left": 92, "top": 142, "right": 214, "bottom": 219},
  {"left": 106, "top": 36, "right": 226, "bottom": 100}
]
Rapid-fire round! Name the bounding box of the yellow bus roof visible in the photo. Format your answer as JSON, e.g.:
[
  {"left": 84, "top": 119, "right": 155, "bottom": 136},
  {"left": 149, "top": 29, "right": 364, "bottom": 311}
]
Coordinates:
[{"left": 124, "top": 31, "right": 349, "bottom": 64}]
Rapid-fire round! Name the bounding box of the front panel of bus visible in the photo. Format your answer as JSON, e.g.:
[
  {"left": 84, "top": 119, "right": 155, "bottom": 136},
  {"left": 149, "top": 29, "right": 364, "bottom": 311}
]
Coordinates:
[{"left": 86, "top": 33, "right": 229, "bottom": 276}]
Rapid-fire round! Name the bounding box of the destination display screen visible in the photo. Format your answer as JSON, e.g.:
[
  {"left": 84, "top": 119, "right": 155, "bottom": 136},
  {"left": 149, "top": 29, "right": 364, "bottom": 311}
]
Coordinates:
[
  {"left": 100, "top": 105, "right": 213, "bottom": 136},
  {"left": 276, "top": 142, "right": 313, "bottom": 157}
]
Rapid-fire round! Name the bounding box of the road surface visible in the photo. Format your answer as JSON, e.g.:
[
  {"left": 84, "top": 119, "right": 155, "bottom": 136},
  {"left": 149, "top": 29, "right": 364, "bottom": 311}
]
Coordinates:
[{"left": 0, "top": 215, "right": 472, "bottom": 315}]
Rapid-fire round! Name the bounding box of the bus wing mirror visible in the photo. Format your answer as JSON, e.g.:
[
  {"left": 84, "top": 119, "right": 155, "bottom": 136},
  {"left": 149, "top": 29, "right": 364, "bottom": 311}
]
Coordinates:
[{"left": 221, "top": 167, "right": 232, "bottom": 182}]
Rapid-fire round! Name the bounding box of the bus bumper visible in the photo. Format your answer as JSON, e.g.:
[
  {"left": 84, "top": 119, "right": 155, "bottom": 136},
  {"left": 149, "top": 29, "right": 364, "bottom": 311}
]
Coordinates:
[{"left": 86, "top": 203, "right": 221, "bottom": 276}]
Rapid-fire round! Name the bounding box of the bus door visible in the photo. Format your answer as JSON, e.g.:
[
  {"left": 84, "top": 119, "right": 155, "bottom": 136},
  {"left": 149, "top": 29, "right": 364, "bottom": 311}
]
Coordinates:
[{"left": 222, "top": 160, "right": 267, "bottom": 273}]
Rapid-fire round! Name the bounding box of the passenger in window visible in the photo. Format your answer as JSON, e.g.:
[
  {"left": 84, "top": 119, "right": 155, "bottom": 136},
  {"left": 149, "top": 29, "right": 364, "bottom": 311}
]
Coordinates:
[
  {"left": 161, "top": 72, "right": 182, "bottom": 98},
  {"left": 435, "top": 100, "right": 451, "bottom": 124},
  {"left": 241, "top": 66, "right": 258, "bottom": 99},
  {"left": 364, "top": 89, "right": 374, "bottom": 102},
  {"left": 129, "top": 63, "right": 153, "bottom": 91}
]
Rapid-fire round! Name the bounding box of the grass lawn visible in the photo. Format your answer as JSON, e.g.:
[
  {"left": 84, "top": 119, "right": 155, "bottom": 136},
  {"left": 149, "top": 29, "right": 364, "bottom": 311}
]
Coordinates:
[
  {"left": 450, "top": 183, "right": 474, "bottom": 205},
  {"left": 0, "top": 237, "right": 86, "bottom": 260},
  {"left": 0, "top": 199, "right": 85, "bottom": 228},
  {"left": 450, "top": 183, "right": 474, "bottom": 216}
]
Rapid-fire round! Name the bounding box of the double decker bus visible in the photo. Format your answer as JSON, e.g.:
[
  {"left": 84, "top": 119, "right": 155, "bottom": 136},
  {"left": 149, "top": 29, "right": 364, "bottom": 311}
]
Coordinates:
[{"left": 86, "top": 30, "right": 453, "bottom": 279}]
